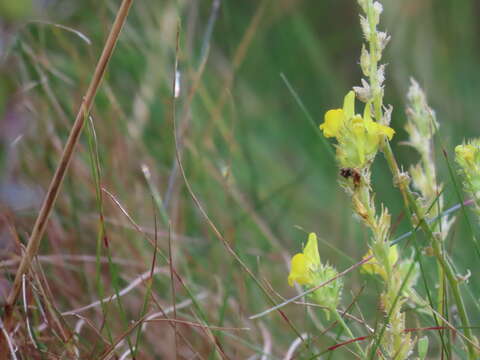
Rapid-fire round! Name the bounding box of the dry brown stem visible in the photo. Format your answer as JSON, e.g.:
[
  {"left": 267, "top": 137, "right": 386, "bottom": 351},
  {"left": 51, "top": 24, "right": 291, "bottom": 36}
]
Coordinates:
[{"left": 1, "top": 1, "right": 135, "bottom": 355}]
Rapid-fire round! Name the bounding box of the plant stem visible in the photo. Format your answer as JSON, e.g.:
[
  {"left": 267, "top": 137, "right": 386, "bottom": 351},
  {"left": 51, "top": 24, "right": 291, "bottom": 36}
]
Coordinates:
[
  {"left": 332, "top": 309, "right": 366, "bottom": 358},
  {"left": 363, "top": 1, "right": 475, "bottom": 355},
  {"left": 382, "top": 141, "right": 477, "bottom": 359},
  {"left": 3, "top": 0, "right": 135, "bottom": 316}
]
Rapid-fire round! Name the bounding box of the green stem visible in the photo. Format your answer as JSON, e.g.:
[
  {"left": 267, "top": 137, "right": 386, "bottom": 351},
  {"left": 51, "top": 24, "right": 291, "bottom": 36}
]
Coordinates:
[
  {"left": 332, "top": 309, "right": 366, "bottom": 358},
  {"left": 362, "top": 0, "right": 475, "bottom": 356},
  {"left": 382, "top": 141, "right": 477, "bottom": 359},
  {"left": 432, "top": 240, "right": 475, "bottom": 356},
  {"left": 437, "top": 261, "right": 445, "bottom": 321},
  {"left": 366, "top": 2, "right": 383, "bottom": 125}
]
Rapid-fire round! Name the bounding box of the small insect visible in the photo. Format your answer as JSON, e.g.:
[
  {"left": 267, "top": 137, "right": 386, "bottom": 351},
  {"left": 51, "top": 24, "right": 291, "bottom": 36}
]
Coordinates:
[{"left": 340, "top": 167, "right": 361, "bottom": 186}]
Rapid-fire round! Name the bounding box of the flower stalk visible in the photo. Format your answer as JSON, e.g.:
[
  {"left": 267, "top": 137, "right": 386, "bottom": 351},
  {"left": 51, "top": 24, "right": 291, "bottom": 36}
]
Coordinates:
[
  {"left": 320, "top": 0, "right": 414, "bottom": 357},
  {"left": 319, "top": 86, "right": 414, "bottom": 357},
  {"left": 288, "top": 233, "right": 366, "bottom": 356},
  {"left": 292, "top": 0, "right": 477, "bottom": 357},
  {"left": 332, "top": 309, "right": 365, "bottom": 358},
  {"left": 404, "top": 79, "right": 454, "bottom": 323},
  {"left": 357, "top": 0, "right": 477, "bottom": 357}
]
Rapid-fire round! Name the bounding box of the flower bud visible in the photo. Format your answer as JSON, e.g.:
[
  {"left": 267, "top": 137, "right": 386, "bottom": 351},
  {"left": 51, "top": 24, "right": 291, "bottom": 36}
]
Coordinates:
[{"left": 360, "top": 45, "right": 370, "bottom": 76}]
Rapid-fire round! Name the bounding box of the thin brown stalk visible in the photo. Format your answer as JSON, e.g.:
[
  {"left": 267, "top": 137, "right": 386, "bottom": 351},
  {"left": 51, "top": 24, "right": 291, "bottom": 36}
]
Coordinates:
[
  {"left": 102, "top": 186, "right": 226, "bottom": 357},
  {"left": 30, "top": 257, "right": 72, "bottom": 344},
  {"left": 170, "top": 25, "right": 230, "bottom": 360},
  {"left": 205, "top": 160, "right": 284, "bottom": 250},
  {"left": 144, "top": 318, "right": 249, "bottom": 332},
  {"left": 4, "top": 0, "right": 135, "bottom": 319},
  {"left": 164, "top": 0, "right": 265, "bottom": 207},
  {"left": 170, "top": 20, "right": 304, "bottom": 344},
  {"left": 167, "top": 222, "right": 179, "bottom": 360},
  {"left": 97, "top": 316, "right": 147, "bottom": 360}
]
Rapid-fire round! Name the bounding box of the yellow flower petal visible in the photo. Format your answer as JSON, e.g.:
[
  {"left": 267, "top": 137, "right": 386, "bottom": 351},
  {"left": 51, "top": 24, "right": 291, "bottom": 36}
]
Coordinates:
[
  {"left": 361, "top": 245, "right": 398, "bottom": 280},
  {"left": 343, "top": 91, "right": 356, "bottom": 119},
  {"left": 320, "top": 109, "right": 345, "bottom": 138},
  {"left": 288, "top": 233, "right": 321, "bottom": 287},
  {"left": 288, "top": 253, "right": 311, "bottom": 286},
  {"left": 361, "top": 248, "right": 384, "bottom": 278},
  {"left": 363, "top": 101, "right": 372, "bottom": 122},
  {"left": 364, "top": 120, "right": 395, "bottom": 141},
  {"left": 303, "top": 232, "right": 320, "bottom": 267},
  {"left": 351, "top": 116, "right": 365, "bottom": 135},
  {"left": 378, "top": 124, "right": 395, "bottom": 140},
  {"left": 388, "top": 244, "right": 399, "bottom": 265},
  {"left": 455, "top": 144, "right": 476, "bottom": 164},
  {"left": 362, "top": 102, "right": 394, "bottom": 140}
]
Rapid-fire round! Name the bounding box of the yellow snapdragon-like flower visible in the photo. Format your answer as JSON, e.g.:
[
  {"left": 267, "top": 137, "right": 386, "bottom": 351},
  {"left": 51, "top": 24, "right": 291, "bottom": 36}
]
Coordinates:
[
  {"left": 322, "top": 109, "right": 346, "bottom": 138},
  {"left": 288, "top": 233, "right": 343, "bottom": 316},
  {"left": 319, "top": 91, "right": 395, "bottom": 168},
  {"left": 320, "top": 91, "right": 355, "bottom": 138},
  {"left": 288, "top": 233, "right": 320, "bottom": 286},
  {"left": 361, "top": 244, "right": 398, "bottom": 280}
]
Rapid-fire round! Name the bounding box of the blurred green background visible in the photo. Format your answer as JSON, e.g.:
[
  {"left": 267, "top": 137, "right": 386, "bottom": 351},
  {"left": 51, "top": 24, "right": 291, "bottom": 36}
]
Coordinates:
[{"left": 1, "top": 0, "right": 480, "bottom": 358}]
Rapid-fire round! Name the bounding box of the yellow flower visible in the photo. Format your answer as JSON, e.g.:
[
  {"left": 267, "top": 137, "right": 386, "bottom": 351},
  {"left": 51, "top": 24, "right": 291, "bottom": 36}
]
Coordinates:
[
  {"left": 455, "top": 140, "right": 480, "bottom": 198},
  {"left": 319, "top": 91, "right": 395, "bottom": 168},
  {"left": 321, "top": 109, "right": 345, "bottom": 138},
  {"left": 455, "top": 144, "right": 477, "bottom": 165},
  {"left": 362, "top": 244, "right": 398, "bottom": 280},
  {"left": 319, "top": 91, "right": 355, "bottom": 138},
  {"left": 365, "top": 120, "right": 395, "bottom": 140},
  {"left": 288, "top": 233, "right": 320, "bottom": 286},
  {"left": 287, "top": 233, "right": 343, "bottom": 315}
]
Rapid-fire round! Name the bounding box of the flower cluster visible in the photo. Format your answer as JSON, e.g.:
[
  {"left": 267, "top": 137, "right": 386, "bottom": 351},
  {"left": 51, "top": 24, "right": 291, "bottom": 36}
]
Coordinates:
[
  {"left": 354, "top": 0, "right": 390, "bottom": 117},
  {"left": 288, "top": 233, "right": 342, "bottom": 316},
  {"left": 405, "top": 79, "right": 438, "bottom": 156},
  {"left": 455, "top": 139, "right": 480, "bottom": 203},
  {"left": 320, "top": 91, "right": 394, "bottom": 169},
  {"left": 405, "top": 79, "right": 454, "bottom": 246}
]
